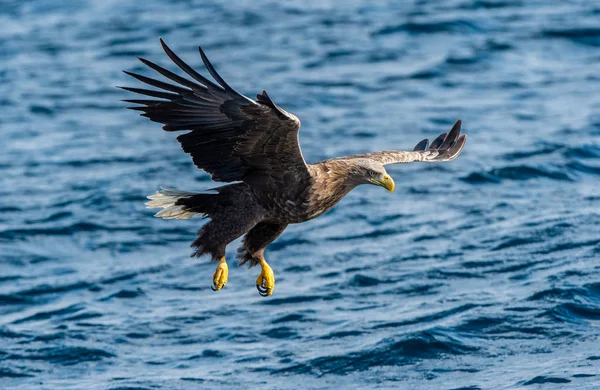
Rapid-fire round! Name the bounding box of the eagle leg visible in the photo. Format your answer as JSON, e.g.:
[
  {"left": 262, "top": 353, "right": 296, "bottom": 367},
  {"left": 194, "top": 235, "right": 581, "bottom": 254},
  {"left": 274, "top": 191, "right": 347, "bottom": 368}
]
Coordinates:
[
  {"left": 256, "top": 259, "right": 275, "bottom": 297},
  {"left": 211, "top": 257, "right": 228, "bottom": 291}
]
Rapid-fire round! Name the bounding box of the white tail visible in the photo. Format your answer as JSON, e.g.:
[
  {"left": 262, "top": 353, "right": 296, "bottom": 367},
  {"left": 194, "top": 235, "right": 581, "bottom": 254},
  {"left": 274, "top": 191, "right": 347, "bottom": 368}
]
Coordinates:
[{"left": 146, "top": 187, "right": 197, "bottom": 219}]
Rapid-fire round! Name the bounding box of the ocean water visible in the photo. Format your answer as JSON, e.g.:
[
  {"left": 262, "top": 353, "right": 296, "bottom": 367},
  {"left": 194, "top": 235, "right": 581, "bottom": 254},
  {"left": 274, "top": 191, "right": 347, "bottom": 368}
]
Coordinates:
[{"left": 1, "top": 0, "right": 600, "bottom": 388}]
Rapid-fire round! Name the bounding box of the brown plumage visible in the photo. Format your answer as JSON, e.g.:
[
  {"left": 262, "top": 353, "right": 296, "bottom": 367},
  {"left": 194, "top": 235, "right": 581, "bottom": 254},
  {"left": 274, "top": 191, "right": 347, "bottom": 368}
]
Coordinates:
[{"left": 122, "top": 39, "right": 467, "bottom": 296}]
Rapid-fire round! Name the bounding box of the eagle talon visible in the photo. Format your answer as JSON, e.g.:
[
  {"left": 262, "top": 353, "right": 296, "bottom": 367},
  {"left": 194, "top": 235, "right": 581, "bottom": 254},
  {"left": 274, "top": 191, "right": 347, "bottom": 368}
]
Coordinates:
[
  {"left": 256, "top": 260, "right": 275, "bottom": 297},
  {"left": 211, "top": 257, "right": 228, "bottom": 291},
  {"left": 257, "top": 286, "right": 269, "bottom": 297},
  {"left": 256, "top": 284, "right": 270, "bottom": 296}
]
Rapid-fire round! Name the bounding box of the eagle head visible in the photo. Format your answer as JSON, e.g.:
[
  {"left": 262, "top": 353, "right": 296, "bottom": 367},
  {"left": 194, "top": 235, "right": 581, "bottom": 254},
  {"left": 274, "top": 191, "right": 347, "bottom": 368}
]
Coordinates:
[{"left": 348, "top": 159, "right": 395, "bottom": 192}]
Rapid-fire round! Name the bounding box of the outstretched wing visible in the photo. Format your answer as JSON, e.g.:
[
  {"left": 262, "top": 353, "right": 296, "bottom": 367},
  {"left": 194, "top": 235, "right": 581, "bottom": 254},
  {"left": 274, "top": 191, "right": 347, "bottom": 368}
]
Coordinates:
[
  {"left": 352, "top": 120, "right": 466, "bottom": 165},
  {"left": 120, "top": 38, "right": 308, "bottom": 186}
]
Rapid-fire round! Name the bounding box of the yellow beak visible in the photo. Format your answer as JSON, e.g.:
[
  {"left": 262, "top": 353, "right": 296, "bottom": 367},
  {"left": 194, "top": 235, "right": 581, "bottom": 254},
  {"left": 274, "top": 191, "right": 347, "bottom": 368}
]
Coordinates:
[{"left": 372, "top": 174, "right": 395, "bottom": 192}]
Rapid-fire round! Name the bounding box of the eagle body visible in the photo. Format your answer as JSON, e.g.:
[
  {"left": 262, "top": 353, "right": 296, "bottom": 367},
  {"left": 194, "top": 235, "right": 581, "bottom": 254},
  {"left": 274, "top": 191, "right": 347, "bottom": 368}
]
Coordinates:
[{"left": 123, "top": 39, "right": 467, "bottom": 296}]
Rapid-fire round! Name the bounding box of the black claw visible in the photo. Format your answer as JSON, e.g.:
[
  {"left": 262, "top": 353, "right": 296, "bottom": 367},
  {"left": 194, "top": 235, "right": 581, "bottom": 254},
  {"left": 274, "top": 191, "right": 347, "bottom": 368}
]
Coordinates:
[
  {"left": 211, "top": 284, "right": 217, "bottom": 291},
  {"left": 256, "top": 284, "right": 271, "bottom": 296}
]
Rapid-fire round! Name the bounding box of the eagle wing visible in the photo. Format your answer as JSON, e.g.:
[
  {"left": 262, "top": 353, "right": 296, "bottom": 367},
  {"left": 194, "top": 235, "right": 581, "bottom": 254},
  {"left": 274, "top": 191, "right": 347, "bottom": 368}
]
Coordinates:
[
  {"left": 121, "top": 39, "right": 308, "bottom": 187},
  {"left": 352, "top": 120, "right": 466, "bottom": 165}
]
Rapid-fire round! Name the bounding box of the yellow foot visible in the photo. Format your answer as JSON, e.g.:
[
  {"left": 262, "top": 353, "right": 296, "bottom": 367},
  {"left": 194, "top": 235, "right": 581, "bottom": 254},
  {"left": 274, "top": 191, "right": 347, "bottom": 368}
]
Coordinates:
[
  {"left": 256, "top": 259, "right": 275, "bottom": 297},
  {"left": 211, "top": 257, "right": 228, "bottom": 291}
]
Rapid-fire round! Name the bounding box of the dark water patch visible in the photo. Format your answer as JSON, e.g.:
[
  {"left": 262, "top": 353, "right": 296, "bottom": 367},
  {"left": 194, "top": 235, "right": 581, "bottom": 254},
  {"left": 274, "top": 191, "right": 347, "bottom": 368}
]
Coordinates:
[
  {"left": 180, "top": 377, "right": 205, "bottom": 383},
  {"left": 0, "top": 206, "right": 21, "bottom": 212},
  {"left": 455, "top": 315, "right": 553, "bottom": 339},
  {"left": 125, "top": 332, "right": 151, "bottom": 339},
  {"left": 548, "top": 302, "right": 600, "bottom": 322},
  {"left": 29, "top": 104, "right": 54, "bottom": 116},
  {"left": 164, "top": 315, "right": 210, "bottom": 325},
  {"left": 374, "top": 19, "right": 482, "bottom": 36},
  {"left": 103, "top": 49, "right": 149, "bottom": 58},
  {"left": 262, "top": 326, "right": 298, "bottom": 339},
  {"left": 53, "top": 156, "right": 149, "bottom": 168},
  {"left": 327, "top": 227, "right": 399, "bottom": 241},
  {"left": 0, "top": 368, "right": 33, "bottom": 378},
  {"left": 101, "top": 289, "right": 145, "bottom": 301},
  {"left": 563, "top": 145, "right": 600, "bottom": 159},
  {"left": 533, "top": 239, "right": 600, "bottom": 254},
  {"left": 460, "top": 0, "right": 523, "bottom": 9},
  {"left": 461, "top": 165, "right": 573, "bottom": 184},
  {"left": 485, "top": 259, "right": 549, "bottom": 274},
  {"left": 373, "top": 304, "right": 477, "bottom": 330},
  {"left": 65, "top": 311, "right": 103, "bottom": 321},
  {"left": 284, "top": 265, "right": 312, "bottom": 273},
  {"left": 454, "top": 316, "right": 506, "bottom": 334},
  {"left": 286, "top": 330, "right": 477, "bottom": 375},
  {"left": 588, "top": 356, "right": 600, "bottom": 361},
  {"left": 502, "top": 144, "right": 563, "bottom": 160},
  {"left": 272, "top": 313, "right": 309, "bottom": 324},
  {"left": 223, "top": 333, "right": 261, "bottom": 344},
  {"left": 18, "top": 281, "right": 92, "bottom": 297},
  {"left": 261, "top": 295, "right": 326, "bottom": 306},
  {"left": 5, "top": 346, "right": 115, "bottom": 365},
  {"left": 24, "top": 211, "right": 73, "bottom": 224},
  {"left": 528, "top": 282, "right": 600, "bottom": 302},
  {"left": 445, "top": 53, "right": 485, "bottom": 66},
  {"left": 101, "top": 265, "right": 170, "bottom": 285},
  {"left": 0, "top": 222, "right": 145, "bottom": 240},
  {"left": 0, "top": 327, "right": 31, "bottom": 339},
  {"left": 461, "top": 259, "right": 504, "bottom": 269},
  {"left": 268, "top": 237, "right": 313, "bottom": 251},
  {"left": 492, "top": 236, "right": 541, "bottom": 251},
  {"left": 348, "top": 274, "right": 387, "bottom": 287},
  {"left": 386, "top": 283, "right": 444, "bottom": 296},
  {"left": 573, "top": 373, "right": 596, "bottom": 378},
  {"left": 449, "top": 386, "right": 482, "bottom": 390},
  {"left": 541, "top": 28, "right": 600, "bottom": 46},
  {"left": 0, "top": 294, "right": 32, "bottom": 305},
  {"left": 319, "top": 330, "right": 364, "bottom": 339},
  {"left": 521, "top": 375, "right": 571, "bottom": 385},
  {"left": 186, "top": 349, "right": 226, "bottom": 359},
  {"left": 429, "top": 269, "right": 481, "bottom": 279},
  {"left": 413, "top": 234, "right": 438, "bottom": 242},
  {"left": 380, "top": 68, "right": 443, "bottom": 83},
  {"left": 0, "top": 275, "right": 23, "bottom": 283},
  {"left": 12, "top": 304, "right": 84, "bottom": 324},
  {"left": 566, "top": 161, "right": 600, "bottom": 176},
  {"left": 31, "top": 331, "right": 85, "bottom": 342}
]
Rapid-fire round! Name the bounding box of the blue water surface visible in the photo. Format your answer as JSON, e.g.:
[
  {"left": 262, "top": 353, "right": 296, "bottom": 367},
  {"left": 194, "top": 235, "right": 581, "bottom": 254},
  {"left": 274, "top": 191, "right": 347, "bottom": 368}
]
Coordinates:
[{"left": 1, "top": 0, "right": 600, "bottom": 388}]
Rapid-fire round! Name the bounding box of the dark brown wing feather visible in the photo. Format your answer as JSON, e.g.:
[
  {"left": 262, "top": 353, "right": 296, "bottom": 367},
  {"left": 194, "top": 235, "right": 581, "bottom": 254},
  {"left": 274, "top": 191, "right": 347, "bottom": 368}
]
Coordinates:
[{"left": 120, "top": 39, "right": 307, "bottom": 186}]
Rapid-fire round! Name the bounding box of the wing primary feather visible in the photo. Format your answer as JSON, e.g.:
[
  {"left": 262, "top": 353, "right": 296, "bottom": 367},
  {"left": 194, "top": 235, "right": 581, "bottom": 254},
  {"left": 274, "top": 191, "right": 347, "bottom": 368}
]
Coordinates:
[
  {"left": 122, "top": 99, "right": 162, "bottom": 105},
  {"left": 440, "top": 119, "right": 461, "bottom": 149},
  {"left": 448, "top": 134, "right": 467, "bottom": 159},
  {"left": 118, "top": 86, "right": 180, "bottom": 100},
  {"left": 138, "top": 57, "right": 208, "bottom": 92},
  {"left": 413, "top": 138, "right": 429, "bottom": 151},
  {"left": 197, "top": 45, "right": 254, "bottom": 103},
  {"left": 159, "top": 38, "right": 226, "bottom": 94},
  {"left": 429, "top": 132, "right": 447, "bottom": 149},
  {"left": 256, "top": 90, "right": 290, "bottom": 117},
  {"left": 123, "top": 71, "right": 192, "bottom": 94}
]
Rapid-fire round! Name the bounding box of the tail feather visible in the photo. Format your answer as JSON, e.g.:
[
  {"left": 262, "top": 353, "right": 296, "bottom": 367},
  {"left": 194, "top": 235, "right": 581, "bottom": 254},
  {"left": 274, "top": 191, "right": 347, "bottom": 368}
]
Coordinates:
[{"left": 146, "top": 187, "right": 199, "bottom": 219}]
